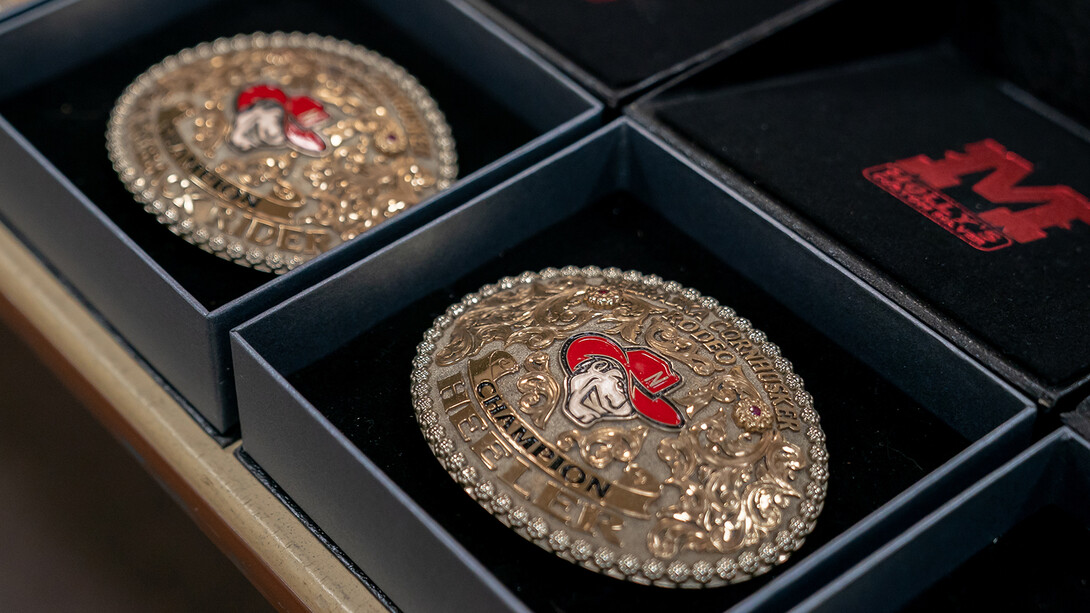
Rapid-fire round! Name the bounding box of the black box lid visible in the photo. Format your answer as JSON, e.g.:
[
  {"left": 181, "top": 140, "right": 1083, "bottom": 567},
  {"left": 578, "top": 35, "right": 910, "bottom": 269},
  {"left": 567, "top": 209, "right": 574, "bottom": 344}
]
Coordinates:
[{"left": 470, "top": 0, "right": 834, "bottom": 102}]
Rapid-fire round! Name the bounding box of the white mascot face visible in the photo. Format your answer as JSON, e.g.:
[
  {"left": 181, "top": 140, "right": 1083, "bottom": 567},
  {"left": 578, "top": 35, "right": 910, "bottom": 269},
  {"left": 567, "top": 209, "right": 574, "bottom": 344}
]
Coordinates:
[
  {"left": 228, "top": 100, "right": 288, "bottom": 152},
  {"left": 564, "top": 355, "right": 636, "bottom": 427}
]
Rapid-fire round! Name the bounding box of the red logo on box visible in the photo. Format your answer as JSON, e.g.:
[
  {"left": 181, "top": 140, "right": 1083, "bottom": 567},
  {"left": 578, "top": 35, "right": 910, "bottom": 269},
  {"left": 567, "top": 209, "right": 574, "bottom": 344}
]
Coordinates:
[{"left": 863, "top": 139, "right": 1090, "bottom": 251}]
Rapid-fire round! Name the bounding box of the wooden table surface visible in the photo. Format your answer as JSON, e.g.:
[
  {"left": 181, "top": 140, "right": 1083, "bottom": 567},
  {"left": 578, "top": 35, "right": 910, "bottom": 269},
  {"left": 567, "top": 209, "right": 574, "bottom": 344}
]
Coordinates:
[{"left": 0, "top": 219, "right": 386, "bottom": 612}]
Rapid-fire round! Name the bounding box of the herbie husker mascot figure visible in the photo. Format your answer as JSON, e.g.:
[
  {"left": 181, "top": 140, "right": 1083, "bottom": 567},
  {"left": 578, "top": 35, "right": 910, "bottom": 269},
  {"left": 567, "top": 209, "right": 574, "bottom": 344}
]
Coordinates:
[
  {"left": 561, "top": 332, "right": 685, "bottom": 429},
  {"left": 227, "top": 84, "right": 331, "bottom": 156}
]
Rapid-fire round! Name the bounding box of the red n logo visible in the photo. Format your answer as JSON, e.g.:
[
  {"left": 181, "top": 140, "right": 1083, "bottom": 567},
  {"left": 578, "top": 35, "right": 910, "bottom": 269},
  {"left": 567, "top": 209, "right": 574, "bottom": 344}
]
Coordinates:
[{"left": 893, "top": 139, "right": 1090, "bottom": 244}]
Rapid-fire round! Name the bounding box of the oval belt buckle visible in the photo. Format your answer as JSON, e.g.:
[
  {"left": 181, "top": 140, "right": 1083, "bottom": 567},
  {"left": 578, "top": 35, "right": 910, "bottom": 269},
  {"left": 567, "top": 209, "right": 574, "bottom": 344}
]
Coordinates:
[
  {"left": 108, "top": 31, "right": 457, "bottom": 273},
  {"left": 412, "top": 267, "right": 828, "bottom": 588}
]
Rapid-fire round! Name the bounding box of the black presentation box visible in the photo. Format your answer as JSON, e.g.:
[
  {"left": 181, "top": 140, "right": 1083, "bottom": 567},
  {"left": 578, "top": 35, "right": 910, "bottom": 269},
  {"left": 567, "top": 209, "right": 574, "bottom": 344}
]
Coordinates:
[
  {"left": 0, "top": 0, "right": 601, "bottom": 432},
  {"left": 796, "top": 426, "right": 1090, "bottom": 611},
  {"left": 632, "top": 37, "right": 1090, "bottom": 411},
  {"left": 232, "top": 119, "right": 1036, "bottom": 612},
  {"left": 464, "top": 0, "right": 840, "bottom": 106}
]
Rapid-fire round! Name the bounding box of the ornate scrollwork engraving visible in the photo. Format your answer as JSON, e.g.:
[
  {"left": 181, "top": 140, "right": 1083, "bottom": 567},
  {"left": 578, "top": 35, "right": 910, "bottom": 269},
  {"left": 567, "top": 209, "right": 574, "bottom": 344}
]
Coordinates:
[
  {"left": 556, "top": 423, "right": 649, "bottom": 469},
  {"left": 673, "top": 365, "right": 773, "bottom": 433},
  {"left": 437, "top": 279, "right": 669, "bottom": 367},
  {"left": 436, "top": 277, "right": 592, "bottom": 365},
  {"left": 649, "top": 408, "right": 805, "bottom": 559},
  {"left": 516, "top": 351, "right": 561, "bottom": 428},
  {"left": 597, "top": 293, "right": 666, "bottom": 344},
  {"left": 644, "top": 317, "right": 724, "bottom": 376}
]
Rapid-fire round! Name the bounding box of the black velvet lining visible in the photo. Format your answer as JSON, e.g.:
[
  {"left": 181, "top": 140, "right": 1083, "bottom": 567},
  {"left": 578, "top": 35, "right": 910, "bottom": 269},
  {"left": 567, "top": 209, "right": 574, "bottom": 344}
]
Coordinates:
[
  {"left": 654, "top": 0, "right": 949, "bottom": 96},
  {"left": 902, "top": 504, "right": 1090, "bottom": 611},
  {"left": 955, "top": 0, "right": 1090, "bottom": 127},
  {"left": 288, "top": 192, "right": 969, "bottom": 612},
  {"left": 480, "top": 0, "right": 811, "bottom": 91},
  {"left": 0, "top": 0, "right": 535, "bottom": 311},
  {"left": 651, "top": 45, "right": 1090, "bottom": 387}
]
